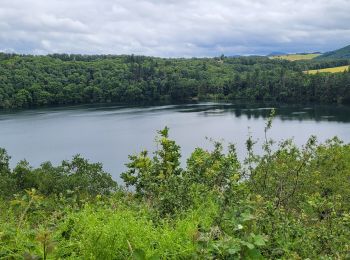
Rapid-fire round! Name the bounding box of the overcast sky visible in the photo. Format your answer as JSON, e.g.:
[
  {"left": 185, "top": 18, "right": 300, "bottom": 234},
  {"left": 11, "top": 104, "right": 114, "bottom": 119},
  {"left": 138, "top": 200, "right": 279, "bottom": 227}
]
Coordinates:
[{"left": 0, "top": 0, "right": 350, "bottom": 57}]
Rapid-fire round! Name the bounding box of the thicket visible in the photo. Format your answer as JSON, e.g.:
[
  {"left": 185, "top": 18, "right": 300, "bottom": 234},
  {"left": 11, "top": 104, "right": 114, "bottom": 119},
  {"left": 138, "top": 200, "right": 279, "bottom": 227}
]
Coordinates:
[{"left": 0, "top": 111, "right": 350, "bottom": 259}]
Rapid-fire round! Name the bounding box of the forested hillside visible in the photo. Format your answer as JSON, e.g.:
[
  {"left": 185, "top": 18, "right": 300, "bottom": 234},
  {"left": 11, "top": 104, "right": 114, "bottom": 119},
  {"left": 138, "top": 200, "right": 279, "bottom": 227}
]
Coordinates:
[
  {"left": 317, "top": 45, "right": 350, "bottom": 59},
  {"left": 1, "top": 53, "right": 350, "bottom": 109}
]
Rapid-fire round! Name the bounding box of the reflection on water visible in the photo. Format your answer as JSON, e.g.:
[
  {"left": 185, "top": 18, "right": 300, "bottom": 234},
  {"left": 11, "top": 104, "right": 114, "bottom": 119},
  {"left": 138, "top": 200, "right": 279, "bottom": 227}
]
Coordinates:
[
  {"left": 175, "top": 102, "right": 350, "bottom": 123},
  {"left": 0, "top": 101, "right": 349, "bottom": 181},
  {"left": 2, "top": 102, "right": 349, "bottom": 122}
]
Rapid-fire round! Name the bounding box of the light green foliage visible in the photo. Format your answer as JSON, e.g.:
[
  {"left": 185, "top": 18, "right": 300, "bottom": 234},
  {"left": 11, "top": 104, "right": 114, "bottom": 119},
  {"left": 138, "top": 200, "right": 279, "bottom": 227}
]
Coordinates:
[
  {"left": 1, "top": 121, "right": 350, "bottom": 259},
  {"left": 54, "top": 204, "right": 212, "bottom": 259},
  {"left": 121, "top": 126, "right": 189, "bottom": 216},
  {"left": 186, "top": 141, "right": 240, "bottom": 191}
]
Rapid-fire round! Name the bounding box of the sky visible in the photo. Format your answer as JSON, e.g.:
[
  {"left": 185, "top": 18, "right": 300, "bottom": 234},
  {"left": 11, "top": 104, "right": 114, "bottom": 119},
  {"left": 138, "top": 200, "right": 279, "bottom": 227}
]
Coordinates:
[{"left": 0, "top": 0, "right": 350, "bottom": 57}]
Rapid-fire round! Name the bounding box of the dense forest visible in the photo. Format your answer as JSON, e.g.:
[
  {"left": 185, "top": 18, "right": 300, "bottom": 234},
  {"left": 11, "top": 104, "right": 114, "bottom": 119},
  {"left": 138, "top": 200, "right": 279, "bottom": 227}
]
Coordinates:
[
  {"left": 0, "top": 53, "right": 350, "bottom": 109},
  {"left": 1, "top": 112, "right": 350, "bottom": 259}
]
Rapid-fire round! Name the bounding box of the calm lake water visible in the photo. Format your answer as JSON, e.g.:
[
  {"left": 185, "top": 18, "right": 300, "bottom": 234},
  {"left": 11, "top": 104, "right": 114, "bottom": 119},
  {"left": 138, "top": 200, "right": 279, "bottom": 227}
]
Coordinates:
[{"left": 1, "top": 102, "right": 350, "bottom": 182}]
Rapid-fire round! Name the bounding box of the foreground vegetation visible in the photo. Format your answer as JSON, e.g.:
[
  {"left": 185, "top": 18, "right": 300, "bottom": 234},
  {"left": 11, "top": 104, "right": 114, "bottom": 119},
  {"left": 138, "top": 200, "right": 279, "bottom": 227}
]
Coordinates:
[
  {"left": 305, "top": 65, "right": 350, "bottom": 74},
  {"left": 1, "top": 112, "right": 349, "bottom": 259},
  {"left": 1, "top": 53, "right": 350, "bottom": 108}
]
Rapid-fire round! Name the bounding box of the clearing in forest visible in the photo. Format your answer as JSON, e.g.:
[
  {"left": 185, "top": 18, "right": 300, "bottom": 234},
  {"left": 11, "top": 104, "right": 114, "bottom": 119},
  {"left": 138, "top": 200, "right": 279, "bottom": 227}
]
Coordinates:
[
  {"left": 305, "top": 65, "right": 350, "bottom": 74},
  {"left": 270, "top": 53, "right": 321, "bottom": 61}
]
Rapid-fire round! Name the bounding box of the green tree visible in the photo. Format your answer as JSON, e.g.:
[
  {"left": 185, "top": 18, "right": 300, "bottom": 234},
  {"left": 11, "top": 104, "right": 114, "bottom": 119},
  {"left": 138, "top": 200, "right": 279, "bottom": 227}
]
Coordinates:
[{"left": 0, "top": 148, "right": 16, "bottom": 197}]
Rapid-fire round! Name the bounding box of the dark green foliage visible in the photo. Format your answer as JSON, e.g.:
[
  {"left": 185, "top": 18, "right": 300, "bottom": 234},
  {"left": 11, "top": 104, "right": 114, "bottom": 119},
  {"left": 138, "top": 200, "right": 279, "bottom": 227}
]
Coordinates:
[
  {"left": 1, "top": 155, "right": 117, "bottom": 198},
  {"left": 0, "top": 148, "right": 16, "bottom": 198},
  {"left": 0, "top": 54, "right": 350, "bottom": 109}
]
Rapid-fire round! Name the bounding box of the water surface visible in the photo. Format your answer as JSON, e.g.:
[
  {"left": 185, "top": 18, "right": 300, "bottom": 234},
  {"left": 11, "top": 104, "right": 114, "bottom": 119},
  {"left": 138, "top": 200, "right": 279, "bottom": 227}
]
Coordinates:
[{"left": 1, "top": 102, "right": 350, "bottom": 181}]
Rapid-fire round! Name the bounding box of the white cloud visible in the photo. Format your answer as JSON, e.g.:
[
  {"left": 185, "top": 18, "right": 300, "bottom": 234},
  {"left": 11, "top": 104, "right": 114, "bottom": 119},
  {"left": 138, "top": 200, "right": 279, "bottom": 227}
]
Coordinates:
[{"left": 0, "top": 0, "right": 350, "bottom": 56}]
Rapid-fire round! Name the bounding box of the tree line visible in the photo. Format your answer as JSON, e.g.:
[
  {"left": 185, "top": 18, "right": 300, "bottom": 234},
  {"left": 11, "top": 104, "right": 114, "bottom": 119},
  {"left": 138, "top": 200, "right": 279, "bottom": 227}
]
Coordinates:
[{"left": 0, "top": 53, "right": 350, "bottom": 109}]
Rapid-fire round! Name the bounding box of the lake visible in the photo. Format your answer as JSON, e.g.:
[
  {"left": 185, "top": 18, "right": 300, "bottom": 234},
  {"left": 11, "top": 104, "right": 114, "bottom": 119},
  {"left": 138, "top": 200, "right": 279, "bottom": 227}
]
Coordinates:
[{"left": 1, "top": 102, "right": 350, "bottom": 182}]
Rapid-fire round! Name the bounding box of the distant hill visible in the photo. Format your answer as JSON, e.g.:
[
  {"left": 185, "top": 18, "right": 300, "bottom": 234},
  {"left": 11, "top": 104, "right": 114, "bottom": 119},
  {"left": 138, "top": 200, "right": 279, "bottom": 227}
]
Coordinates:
[
  {"left": 268, "top": 51, "right": 287, "bottom": 57},
  {"left": 317, "top": 45, "right": 350, "bottom": 59}
]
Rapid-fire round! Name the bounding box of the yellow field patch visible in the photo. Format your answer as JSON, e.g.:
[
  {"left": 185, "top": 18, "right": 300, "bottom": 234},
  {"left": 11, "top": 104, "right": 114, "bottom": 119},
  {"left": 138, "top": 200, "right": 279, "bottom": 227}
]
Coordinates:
[
  {"left": 304, "top": 65, "right": 350, "bottom": 74},
  {"left": 270, "top": 53, "right": 321, "bottom": 61}
]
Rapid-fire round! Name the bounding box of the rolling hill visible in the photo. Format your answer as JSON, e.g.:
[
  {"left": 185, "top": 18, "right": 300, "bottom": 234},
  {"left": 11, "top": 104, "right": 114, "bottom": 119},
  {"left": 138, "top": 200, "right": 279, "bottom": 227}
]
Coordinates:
[
  {"left": 268, "top": 51, "right": 287, "bottom": 56},
  {"left": 317, "top": 45, "right": 350, "bottom": 59}
]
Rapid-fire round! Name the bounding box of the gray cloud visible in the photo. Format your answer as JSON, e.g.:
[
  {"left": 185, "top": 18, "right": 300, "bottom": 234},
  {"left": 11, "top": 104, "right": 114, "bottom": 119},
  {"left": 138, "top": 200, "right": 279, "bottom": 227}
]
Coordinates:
[{"left": 0, "top": 0, "right": 350, "bottom": 57}]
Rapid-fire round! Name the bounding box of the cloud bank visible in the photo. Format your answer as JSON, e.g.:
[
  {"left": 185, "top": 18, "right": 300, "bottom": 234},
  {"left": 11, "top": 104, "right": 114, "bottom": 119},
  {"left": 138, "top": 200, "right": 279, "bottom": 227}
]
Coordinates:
[{"left": 0, "top": 0, "right": 350, "bottom": 57}]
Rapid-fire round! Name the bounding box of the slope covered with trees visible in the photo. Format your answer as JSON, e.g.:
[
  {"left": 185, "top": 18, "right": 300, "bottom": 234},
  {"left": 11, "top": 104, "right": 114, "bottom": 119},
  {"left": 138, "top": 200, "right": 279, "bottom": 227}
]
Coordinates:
[
  {"left": 1, "top": 53, "right": 350, "bottom": 109},
  {"left": 317, "top": 45, "right": 350, "bottom": 59},
  {"left": 1, "top": 113, "right": 350, "bottom": 259}
]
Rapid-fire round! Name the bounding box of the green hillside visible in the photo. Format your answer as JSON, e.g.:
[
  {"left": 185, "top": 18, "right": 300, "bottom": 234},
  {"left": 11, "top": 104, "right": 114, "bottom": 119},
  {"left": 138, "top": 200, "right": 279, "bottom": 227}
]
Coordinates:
[{"left": 317, "top": 45, "right": 350, "bottom": 59}]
